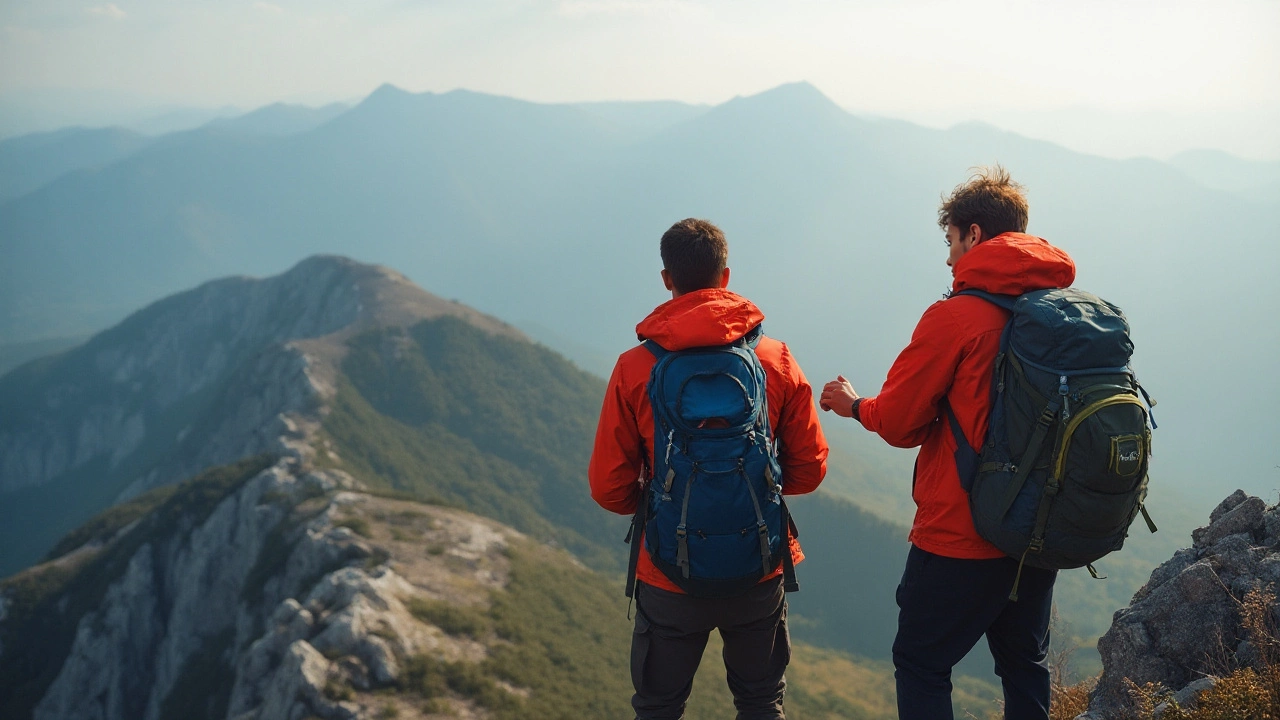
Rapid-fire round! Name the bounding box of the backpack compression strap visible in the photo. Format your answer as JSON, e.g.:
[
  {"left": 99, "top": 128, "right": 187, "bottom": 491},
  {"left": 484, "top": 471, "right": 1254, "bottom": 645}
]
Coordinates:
[
  {"left": 624, "top": 497, "right": 647, "bottom": 598},
  {"left": 780, "top": 499, "right": 800, "bottom": 593}
]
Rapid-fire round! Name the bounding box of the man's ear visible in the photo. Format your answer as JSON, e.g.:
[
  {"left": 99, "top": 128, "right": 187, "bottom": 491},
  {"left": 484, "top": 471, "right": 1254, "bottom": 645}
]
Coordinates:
[
  {"left": 968, "top": 223, "right": 987, "bottom": 246},
  {"left": 718, "top": 267, "right": 730, "bottom": 289},
  {"left": 661, "top": 269, "right": 675, "bottom": 292}
]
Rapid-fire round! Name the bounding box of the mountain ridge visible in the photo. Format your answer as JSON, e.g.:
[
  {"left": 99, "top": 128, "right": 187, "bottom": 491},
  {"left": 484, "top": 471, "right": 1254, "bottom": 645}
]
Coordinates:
[{"left": 0, "top": 255, "right": 524, "bottom": 576}]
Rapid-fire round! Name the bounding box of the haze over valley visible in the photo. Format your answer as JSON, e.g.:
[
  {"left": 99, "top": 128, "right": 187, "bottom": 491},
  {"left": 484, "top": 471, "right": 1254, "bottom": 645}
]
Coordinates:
[{"left": 1, "top": 78, "right": 1277, "bottom": 718}]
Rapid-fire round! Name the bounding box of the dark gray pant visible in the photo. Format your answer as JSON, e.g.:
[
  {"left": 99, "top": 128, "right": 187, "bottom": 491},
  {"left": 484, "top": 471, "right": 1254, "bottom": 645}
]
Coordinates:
[{"left": 631, "top": 577, "right": 790, "bottom": 720}]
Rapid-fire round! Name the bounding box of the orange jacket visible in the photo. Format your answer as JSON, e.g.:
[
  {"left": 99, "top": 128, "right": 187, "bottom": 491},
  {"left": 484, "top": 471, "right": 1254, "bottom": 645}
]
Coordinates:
[
  {"left": 858, "top": 233, "right": 1076, "bottom": 559},
  {"left": 589, "top": 289, "right": 829, "bottom": 593}
]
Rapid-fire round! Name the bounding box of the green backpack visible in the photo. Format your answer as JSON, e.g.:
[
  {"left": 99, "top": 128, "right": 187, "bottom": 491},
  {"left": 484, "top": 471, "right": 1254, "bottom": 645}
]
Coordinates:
[{"left": 946, "top": 288, "right": 1157, "bottom": 599}]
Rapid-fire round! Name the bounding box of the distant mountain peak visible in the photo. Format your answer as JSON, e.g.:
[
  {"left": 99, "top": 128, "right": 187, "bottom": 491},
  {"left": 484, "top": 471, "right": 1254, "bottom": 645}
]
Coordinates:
[
  {"left": 367, "top": 82, "right": 412, "bottom": 101},
  {"left": 730, "top": 81, "right": 844, "bottom": 113}
]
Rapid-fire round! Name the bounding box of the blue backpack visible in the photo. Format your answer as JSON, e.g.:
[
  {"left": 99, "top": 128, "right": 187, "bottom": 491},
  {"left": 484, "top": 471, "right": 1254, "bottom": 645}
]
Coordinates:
[
  {"left": 946, "top": 288, "right": 1158, "bottom": 599},
  {"left": 623, "top": 325, "right": 798, "bottom": 598}
]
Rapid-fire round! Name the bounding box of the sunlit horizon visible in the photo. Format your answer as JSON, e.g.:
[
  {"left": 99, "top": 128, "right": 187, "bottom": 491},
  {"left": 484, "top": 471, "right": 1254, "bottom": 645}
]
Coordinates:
[{"left": 3, "top": 0, "right": 1277, "bottom": 161}]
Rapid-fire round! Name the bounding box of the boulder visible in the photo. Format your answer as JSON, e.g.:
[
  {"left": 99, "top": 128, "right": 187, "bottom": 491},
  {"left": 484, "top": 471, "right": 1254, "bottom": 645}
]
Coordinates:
[{"left": 1080, "top": 490, "right": 1280, "bottom": 719}]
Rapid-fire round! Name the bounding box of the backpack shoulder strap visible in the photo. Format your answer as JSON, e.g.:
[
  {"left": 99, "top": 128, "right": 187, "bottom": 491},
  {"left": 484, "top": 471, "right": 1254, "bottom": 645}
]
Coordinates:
[
  {"left": 643, "top": 339, "right": 668, "bottom": 359},
  {"left": 953, "top": 288, "right": 1018, "bottom": 312},
  {"left": 736, "top": 323, "right": 764, "bottom": 350}
]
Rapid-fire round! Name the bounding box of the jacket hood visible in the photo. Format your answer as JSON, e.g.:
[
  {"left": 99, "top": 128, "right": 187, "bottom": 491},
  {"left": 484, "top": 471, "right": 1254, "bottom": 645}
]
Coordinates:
[
  {"left": 636, "top": 289, "right": 765, "bottom": 351},
  {"left": 952, "top": 233, "right": 1076, "bottom": 295}
]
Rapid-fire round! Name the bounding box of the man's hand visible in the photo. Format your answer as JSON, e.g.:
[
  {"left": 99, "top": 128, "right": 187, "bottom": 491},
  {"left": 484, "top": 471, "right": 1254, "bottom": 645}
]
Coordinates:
[{"left": 820, "top": 375, "right": 859, "bottom": 417}]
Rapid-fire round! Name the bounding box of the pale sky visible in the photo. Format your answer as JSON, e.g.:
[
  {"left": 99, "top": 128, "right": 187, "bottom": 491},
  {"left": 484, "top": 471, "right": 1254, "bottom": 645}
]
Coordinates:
[{"left": 2, "top": 0, "right": 1278, "bottom": 159}]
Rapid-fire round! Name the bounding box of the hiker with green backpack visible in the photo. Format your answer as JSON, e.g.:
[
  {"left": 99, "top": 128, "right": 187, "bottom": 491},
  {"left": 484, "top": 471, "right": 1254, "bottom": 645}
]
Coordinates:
[{"left": 820, "top": 166, "right": 1155, "bottom": 720}]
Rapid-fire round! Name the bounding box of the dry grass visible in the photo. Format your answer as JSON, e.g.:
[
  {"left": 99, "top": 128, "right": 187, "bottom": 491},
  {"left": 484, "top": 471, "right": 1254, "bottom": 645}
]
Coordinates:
[
  {"left": 1109, "top": 586, "right": 1280, "bottom": 720},
  {"left": 1050, "top": 676, "right": 1094, "bottom": 720}
]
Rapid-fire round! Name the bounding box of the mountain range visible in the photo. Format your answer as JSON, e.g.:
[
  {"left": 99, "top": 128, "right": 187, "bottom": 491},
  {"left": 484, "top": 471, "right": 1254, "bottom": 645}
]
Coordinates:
[{"left": 1, "top": 81, "right": 1274, "bottom": 518}]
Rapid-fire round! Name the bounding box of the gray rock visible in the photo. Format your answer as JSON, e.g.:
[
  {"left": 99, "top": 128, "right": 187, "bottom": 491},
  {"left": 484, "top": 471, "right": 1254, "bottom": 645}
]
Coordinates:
[
  {"left": 1152, "top": 677, "right": 1217, "bottom": 719},
  {"left": 1194, "top": 496, "right": 1267, "bottom": 548},
  {"left": 1132, "top": 548, "right": 1198, "bottom": 603},
  {"left": 1209, "top": 489, "right": 1249, "bottom": 524},
  {"left": 1083, "top": 492, "right": 1280, "bottom": 719},
  {"left": 255, "top": 640, "right": 336, "bottom": 720}
]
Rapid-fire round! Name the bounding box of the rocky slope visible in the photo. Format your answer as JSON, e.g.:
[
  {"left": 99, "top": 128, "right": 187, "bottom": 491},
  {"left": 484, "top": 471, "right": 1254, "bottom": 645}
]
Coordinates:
[
  {"left": 2, "top": 454, "right": 551, "bottom": 720},
  {"left": 1078, "top": 489, "right": 1280, "bottom": 718},
  {"left": 0, "top": 451, "right": 985, "bottom": 720},
  {"left": 0, "top": 255, "right": 520, "bottom": 576}
]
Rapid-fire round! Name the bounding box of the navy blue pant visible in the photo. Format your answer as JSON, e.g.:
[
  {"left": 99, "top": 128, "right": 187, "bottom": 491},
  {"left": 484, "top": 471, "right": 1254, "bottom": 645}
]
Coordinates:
[{"left": 893, "top": 545, "right": 1056, "bottom": 720}]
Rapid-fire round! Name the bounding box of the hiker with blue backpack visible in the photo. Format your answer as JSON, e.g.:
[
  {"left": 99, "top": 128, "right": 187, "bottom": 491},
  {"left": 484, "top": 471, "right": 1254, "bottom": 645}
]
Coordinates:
[
  {"left": 821, "top": 166, "right": 1155, "bottom": 720},
  {"left": 589, "top": 218, "right": 829, "bottom": 720}
]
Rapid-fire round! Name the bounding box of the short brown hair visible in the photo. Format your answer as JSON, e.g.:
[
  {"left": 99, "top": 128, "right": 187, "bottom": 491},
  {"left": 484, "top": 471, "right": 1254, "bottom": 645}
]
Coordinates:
[
  {"left": 660, "top": 218, "right": 728, "bottom": 293},
  {"left": 937, "top": 165, "right": 1029, "bottom": 238}
]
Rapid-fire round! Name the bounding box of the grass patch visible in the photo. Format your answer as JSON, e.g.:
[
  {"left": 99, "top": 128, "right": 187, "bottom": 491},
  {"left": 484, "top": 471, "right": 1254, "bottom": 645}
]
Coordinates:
[
  {"left": 323, "top": 318, "right": 624, "bottom": 572},
  {"left": 401, "top": 655, "right": 520, "bottom": 712},
  {"left": 407, "top": 598, "right": 491, "bottom": 639},
  {"left": 335, "top": 516, "right": 371, "bottom": 538}
]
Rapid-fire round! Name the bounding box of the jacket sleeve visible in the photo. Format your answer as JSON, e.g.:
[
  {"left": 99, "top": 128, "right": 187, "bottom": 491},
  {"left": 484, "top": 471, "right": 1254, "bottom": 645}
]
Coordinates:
[
  {"left": 776, "top": 344, "right": 829, "bottom": 496},
  {"left": 858, "top": 301, "right": 966, "bottom": 448},
  {"left": 588, "top": 358, "right": 645, "bottom": 515}
]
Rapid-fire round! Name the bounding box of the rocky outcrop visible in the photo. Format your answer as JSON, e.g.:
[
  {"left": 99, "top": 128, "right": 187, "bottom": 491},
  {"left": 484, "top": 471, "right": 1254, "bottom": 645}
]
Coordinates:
[
  {"left": 10, "top": 457, "right": 525, "bottom": 720},
  {"left": 1078, "top": 490, "right": 1280, "bottom": 719}
]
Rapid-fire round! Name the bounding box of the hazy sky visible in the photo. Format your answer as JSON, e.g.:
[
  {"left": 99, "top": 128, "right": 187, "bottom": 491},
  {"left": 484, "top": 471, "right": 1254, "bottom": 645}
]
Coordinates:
[{"left": 2, "top": 0, "right": 1278, "bottom": 159}]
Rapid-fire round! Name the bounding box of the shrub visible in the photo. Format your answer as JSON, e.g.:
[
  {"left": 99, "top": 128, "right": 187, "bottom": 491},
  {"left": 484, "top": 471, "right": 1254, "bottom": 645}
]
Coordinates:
[
  {"left": 335, "top": 516, "right": 371, "bottom": 538},
  {"left": 407, "top": 598, "right": 490, "bottom": 639}
]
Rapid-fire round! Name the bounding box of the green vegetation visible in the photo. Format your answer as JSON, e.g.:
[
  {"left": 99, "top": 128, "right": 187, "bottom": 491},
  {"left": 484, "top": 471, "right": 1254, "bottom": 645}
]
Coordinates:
[
  {"left": 0, "top": 456, "right": 275, "bottom": 719},
  {"left": 400, "top": 654, "right": 519, "bottom": 712},
  {"left": 335, "top": 516, "right": 372, "bottom": 538},
  {"left": 323, "top": 317, "right": 625, "bottom": 571},
  {"left": 406, "top": 598, "right": 490, "bottom": 639},
  {"left": 43, "top": 484, "right": 179, "bottom": 562}
]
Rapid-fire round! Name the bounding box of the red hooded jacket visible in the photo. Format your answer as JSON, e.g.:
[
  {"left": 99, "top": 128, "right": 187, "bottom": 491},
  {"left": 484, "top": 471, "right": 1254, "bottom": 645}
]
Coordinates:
[
  {"left": 589, "top": 289, "right": 829, "bottom": 593},
  {"left": 857, "top": 233, "right": 1076, "bottom": 559}
]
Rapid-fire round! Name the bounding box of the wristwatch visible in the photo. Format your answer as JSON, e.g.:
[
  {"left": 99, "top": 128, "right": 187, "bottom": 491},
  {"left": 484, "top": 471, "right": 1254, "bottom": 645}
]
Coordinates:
[{"left": 851, "top": 397, "right": 865, "bottom": 422}]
